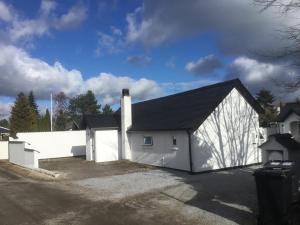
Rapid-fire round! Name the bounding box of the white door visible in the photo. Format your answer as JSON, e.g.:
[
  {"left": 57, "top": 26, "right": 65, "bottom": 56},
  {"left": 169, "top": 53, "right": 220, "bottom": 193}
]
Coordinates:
[{"left": 268, "top": 150, "right": 283, "bottom": 161}]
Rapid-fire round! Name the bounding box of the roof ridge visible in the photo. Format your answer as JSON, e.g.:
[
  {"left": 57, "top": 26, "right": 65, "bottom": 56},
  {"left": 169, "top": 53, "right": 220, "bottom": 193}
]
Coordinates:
[{"left": 133, "top": 78, "right": 240, "bottom": 106}]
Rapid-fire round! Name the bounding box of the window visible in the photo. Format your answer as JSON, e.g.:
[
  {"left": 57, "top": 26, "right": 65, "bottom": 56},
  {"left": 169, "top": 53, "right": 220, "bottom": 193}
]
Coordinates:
[
  {"left": 172, "top": 136, "right": 177, "bottom": 146},
  {"left": 143, "top": 136, "right": 153, "bottom": 146}
]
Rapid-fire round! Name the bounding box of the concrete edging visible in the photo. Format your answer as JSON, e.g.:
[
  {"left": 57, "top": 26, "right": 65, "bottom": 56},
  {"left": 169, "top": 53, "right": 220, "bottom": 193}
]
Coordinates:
[{"left": 10, "top": 163, "right": 60, "bottom": 178}]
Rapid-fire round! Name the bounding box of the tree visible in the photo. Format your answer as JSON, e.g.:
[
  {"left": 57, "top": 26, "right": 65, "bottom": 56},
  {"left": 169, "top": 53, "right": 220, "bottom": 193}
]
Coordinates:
[
  {"left": 256, "top": 89, "right": 277, "bottom": 127},
  {"left": 68, "top": 90, "right": 101, "bottom": 122},
  {"left": 0, "top": 119, "right": 9, "bottom": 128},
  {"left": 54, "top": 92, "right": 69, "bottom": 131},
  {"left": 38, "top": 109, "right": 51, "bottom": 131},
  {"left": 102, "top": 104, "right": 113, "bottom": 115},
  {"left": 254, "top": 0, "right": 300, "bottom": 89},
  {"left": 28, "top": 91, "right": 39, "bottom": 117},
  {"left": 9, "top": 92, "right": 38, "bottom": 134}
]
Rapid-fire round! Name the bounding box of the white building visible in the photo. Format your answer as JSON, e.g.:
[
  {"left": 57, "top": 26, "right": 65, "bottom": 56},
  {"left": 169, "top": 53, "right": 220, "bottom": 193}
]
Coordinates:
[
  {"left": 260, "top": 103, "right": 300, "bottom": 166},
  {"left": 82, "top": 79, "right": 263, "bottom": 173}
]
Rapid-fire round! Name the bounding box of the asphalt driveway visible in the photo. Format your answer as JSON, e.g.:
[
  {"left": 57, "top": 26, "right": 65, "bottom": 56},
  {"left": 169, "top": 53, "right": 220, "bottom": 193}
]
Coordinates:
[{"left": 1, "top": 158, "right": 261, "bottom": 225}]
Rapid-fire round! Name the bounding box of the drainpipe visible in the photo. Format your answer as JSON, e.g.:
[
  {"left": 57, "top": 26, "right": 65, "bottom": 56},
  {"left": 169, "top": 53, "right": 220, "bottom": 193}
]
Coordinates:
[{"left": 186, "top": 129, "right": 193, "bottom": 174}]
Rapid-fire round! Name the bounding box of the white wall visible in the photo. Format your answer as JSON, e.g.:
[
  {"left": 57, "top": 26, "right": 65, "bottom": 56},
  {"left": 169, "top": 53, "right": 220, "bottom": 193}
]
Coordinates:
[
  {"left": 12, "top": 131, "right": 86, "bottom": 159},
  {"left": 192, "top": 88, "right": 261, "bottom": 172},
  {"left": 260, "top": 137, "right": 289, "bottom": 163},
  {"left": 129, "top": 130, "right": 190, "bottom": 171},
  {"left": 0, "top": 141, "right": 8, "bottom": 159},
  {"left": 94, "top": 129, "right": 119, "bottom": 162},
  {"left": 9, "top": 141, "right": 39, "bottom": 168},
  {"left": 281, "top": 112, "right": 300, "bottom": 134}
]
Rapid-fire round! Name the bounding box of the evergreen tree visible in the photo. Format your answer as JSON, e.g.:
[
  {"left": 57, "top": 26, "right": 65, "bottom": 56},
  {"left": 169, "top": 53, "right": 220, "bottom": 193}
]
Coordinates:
[
  {"left": 38, "top": 109, "right": 51, "bottom": 131},
  {"left": 69, "top": 90, "right": 101, "bottom": 122},
  {"left": 0, "top": 119, "right": 9, "bottom": 128},
  {"left": 54, "top": 92, "right": 69, "bottom": 131},
  {"left": 102, "top": 104, "right": 113, "bottom": 115},
  {"left": 28, "top": 91, "right": 39, "bottom": 117},
  {"left": 9, "top": 92, "right": 37, "bottom": 134},
  {"left": 255, "top": 89, "right": 277, "bottom": 127}
]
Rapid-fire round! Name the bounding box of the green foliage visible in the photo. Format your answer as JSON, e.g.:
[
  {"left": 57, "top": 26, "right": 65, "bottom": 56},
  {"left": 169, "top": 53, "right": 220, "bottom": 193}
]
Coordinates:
[
  {"left": 68, "top": 90, "right": 101, "bottom": 122},
  {"left": 9, "top": 92, "right": 38, "bottom": 134},
  {"left": 38, "top": 109, "right": 51, "bottom": 131},
  {"left": 0, "top": 119, "right": 9, "bottom": 128},
  {"left": 28, "top": 91, "right": 39, "bottom": 117},
  {"left": 102, "top": 104, "right": 113, "bottom": 115},
  {"left": 255, "top": 89, "right": 277, "bottom": 127},
  {"left": 54, "top": 92, "right": 70, "bottom": 131}
]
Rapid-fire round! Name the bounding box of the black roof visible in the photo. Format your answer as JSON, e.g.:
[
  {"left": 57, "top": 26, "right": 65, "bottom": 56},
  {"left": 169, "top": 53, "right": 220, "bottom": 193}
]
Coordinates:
[
  {"left": 0, "top": 126, "right": 9, "bottom": 133},
  {"left": 277, "top": 102, "right": 300, "bottom": 122},
  {"left": 82, "top": 79, "right": 263, "bottom": 131},
  {"left": 80, "top": 114, "right": 120, "bottom": 129},
  {"left": 267, "top": 133, "right": 300, "bottom": 150},
  {"left": 120, "top": 79, "right": 263, "bottom": 131}
]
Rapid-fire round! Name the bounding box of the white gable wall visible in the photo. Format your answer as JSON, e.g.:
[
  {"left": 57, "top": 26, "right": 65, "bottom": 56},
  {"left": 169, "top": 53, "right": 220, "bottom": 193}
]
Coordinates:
[
  {"left": 259, "top": 137, "right": 289, "bottom": 163},
  {"left": 191, "top": 88, "right": 261, "bottom": 172},
  {"left": 128, "top": 130, "right": 190, "bottom": 171}
]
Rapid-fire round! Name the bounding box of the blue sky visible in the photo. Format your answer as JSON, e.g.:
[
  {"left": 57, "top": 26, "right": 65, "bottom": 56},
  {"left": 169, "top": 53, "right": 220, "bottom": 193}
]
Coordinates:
[{"left": 0, "top": 0, "right": 299, "bottom": 116}]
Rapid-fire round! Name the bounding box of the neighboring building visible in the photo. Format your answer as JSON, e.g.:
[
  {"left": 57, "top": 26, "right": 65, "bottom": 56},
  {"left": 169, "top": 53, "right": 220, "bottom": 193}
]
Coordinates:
[
  {"left": 81, "top": 79, "right": 263, "bottom": 172},
  {"left": 260, "top": 103, "right": 300, "bottom": 167},
  {"left": 0, "top": 126, "right": 9, "bottom": 141}
]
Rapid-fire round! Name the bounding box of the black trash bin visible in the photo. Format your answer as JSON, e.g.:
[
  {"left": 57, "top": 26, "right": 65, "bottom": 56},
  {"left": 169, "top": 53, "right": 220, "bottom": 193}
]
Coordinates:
[{"left": 254, "top": 160, "right": 295, "bottom": 225}]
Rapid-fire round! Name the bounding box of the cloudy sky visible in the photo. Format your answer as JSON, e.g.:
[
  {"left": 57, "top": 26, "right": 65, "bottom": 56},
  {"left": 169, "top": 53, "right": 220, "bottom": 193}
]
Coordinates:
[{"left": 0, "top": 0, "right": 299, "bottom": 117}]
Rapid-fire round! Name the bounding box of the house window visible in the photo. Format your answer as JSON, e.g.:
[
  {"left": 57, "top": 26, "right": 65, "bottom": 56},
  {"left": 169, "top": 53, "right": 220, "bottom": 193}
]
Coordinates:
[
  {"left": 172, "top": 136, "right": 177, "bottom": 146},
  {"left": 143, "top": 136, "right": 153, "bottom": 146}
]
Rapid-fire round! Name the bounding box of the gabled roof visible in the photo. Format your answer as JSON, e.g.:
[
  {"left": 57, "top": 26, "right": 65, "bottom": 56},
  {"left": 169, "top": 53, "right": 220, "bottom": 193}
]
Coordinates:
[
  {"left": 277, "top": 102, "right": 300, "bottom": 122},
  {"left": 119, "top": 79, "right": 263, "bottom": 131},
  {"left": 261, "top": 133, "right": 300, "bottom": 150},
  {"left": 80, "top": 114, "right": 120, "bottom": 129},
  {"left": 0, "top": 126, "right": 9, "bottom": 133}
]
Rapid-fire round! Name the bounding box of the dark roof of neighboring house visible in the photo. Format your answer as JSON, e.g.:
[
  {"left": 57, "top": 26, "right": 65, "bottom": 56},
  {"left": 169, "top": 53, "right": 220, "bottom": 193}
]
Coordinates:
[
  {"left": 262, "top": 133, "right": 300, "bottom": 150},
  {"left": 120, "top": 79, "right": 263, "bottom": 131},
  {"left": 0, "top": 126, "right": 9, "bottom": 133},
  {"left": 277, "top": 102, "right": 300, "bottom": 122},
  {"left": 80, "top": 114, "right": 120, "bottom": 129}
]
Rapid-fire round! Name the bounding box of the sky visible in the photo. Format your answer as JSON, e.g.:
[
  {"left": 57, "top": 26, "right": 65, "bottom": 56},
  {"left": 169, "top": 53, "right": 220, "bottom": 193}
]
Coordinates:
[{"left": 0, "top": 0, "right": 300, "bottom": 118}]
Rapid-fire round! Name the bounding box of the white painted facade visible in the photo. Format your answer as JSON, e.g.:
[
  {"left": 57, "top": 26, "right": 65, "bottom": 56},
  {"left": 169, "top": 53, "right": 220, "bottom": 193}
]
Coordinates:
[
  {"left": 121, "top": 93, "right": 132, "bottom": 160},
  {"left": 11, "top": 131, "right": 86, "bottom": 159},
  {"left": 281, "top": 112, "right": 300, "bottom": 141},
  {"left": 191, "top": 88, "right": 260, "bottom": 172},
  {"left": 128, "top": 130, "right": 190, "bottom": 171},
  {"left": 0, "top": 141, "right": 8, "bottom": 159},
  {"left": 94, "top": 129, "right": 120, "bottom": 162},
  {"left": 260, "top": 137, "right": 289, "bottom": 163}
]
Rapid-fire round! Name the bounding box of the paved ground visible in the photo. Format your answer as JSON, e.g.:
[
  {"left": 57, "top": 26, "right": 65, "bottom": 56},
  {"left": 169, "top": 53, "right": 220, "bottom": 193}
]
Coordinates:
[{"left": 0, "top": 158, "right": 276, "bottom": 225}]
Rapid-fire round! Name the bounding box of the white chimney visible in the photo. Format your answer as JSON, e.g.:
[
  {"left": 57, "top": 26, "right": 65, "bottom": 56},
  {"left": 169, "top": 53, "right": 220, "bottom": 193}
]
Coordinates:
[{"left": 121, "top": 89, "right": 132, "bottom": 159}]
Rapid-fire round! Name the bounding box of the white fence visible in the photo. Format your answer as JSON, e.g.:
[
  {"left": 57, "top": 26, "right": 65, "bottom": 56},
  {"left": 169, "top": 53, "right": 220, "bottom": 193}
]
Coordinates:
[
  {"left": 0, "top": 141, "right": 8, "bottom": 159},
  {"left": 11, "top": 131, "right": 86, "bottom": 159}
]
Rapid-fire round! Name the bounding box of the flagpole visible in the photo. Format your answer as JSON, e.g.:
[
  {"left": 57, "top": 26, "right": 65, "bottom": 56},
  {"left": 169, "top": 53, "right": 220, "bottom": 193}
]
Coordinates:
[{"left": 50, "top": 93, "right": 53, "bottom": 131}]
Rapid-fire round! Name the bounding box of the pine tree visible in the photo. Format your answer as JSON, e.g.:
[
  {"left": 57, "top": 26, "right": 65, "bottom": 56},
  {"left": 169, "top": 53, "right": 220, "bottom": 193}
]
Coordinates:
[
  {"left": 38, "top": 109, "right": 51, "bottom": 131},
  {"left": 28, "top": 91, "right": 39, "bottom": 117},
  {"left": 9, "top": 92, "right": 38, "bottom": 134},
  {"left": 69, "top": 90, "right": 101, "bottom": 122},
  {"left": 54, "top": 92, "right": 70, "bottom": 131},
  {"left": 255, "top": 89, "right": 277, "bottom": 127},
  {"left": 102, "top": 104, "right": 113, "bottom": 115}
]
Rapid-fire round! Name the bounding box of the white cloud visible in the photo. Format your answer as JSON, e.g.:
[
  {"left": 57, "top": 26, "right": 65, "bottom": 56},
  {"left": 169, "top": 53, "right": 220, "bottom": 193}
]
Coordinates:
[
  {"left": 125, "top": 0, "right": 299, "bottom": 58},
  {"left": 185, "top": 55, "right": 222, "bottom": 75},
  {"left": 0, "top": 44, "right": 162, "bottom": 105},
  {"left": 127, "top": 55, "right": 151, "bottom": 66},
  {"left": 226, "top": 56, "right": 299, "bottom": 101},
  {"left": 96, "top": 30, "right": 125, "bottom": 55},
  {"left": 0, "top": 101, "right": 12, "bottom": 118},
  {"left": 3, "top": 1, "right": 87, "bottom": 43},
  {"left": 53, "top": 3, "right": 87, "bottom": 29},
  {"left": 0, "top": 1, "right": 12, "bottom": 22}
]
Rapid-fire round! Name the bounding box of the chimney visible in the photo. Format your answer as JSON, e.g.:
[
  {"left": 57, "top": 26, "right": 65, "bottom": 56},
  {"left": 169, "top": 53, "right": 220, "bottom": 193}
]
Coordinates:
[{"left": 121, "top": 88, "right": 132, "bottom": 159}]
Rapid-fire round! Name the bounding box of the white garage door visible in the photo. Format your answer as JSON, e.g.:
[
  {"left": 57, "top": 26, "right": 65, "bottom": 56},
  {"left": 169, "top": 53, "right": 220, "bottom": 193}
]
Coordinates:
[{"left": 268, "top": 150, "right": 283, "bottom": 161}]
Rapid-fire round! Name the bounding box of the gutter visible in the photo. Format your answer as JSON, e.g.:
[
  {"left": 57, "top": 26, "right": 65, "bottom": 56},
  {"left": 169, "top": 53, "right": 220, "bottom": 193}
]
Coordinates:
[{"left": 186, "top": 129, "right": 193, "bottom": 174}]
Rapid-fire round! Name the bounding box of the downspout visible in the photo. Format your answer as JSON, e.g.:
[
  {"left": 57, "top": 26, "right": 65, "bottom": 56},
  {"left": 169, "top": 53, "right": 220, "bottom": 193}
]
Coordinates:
[{"left": 186, "top": 129, "right": 193, "bottom": 174}]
